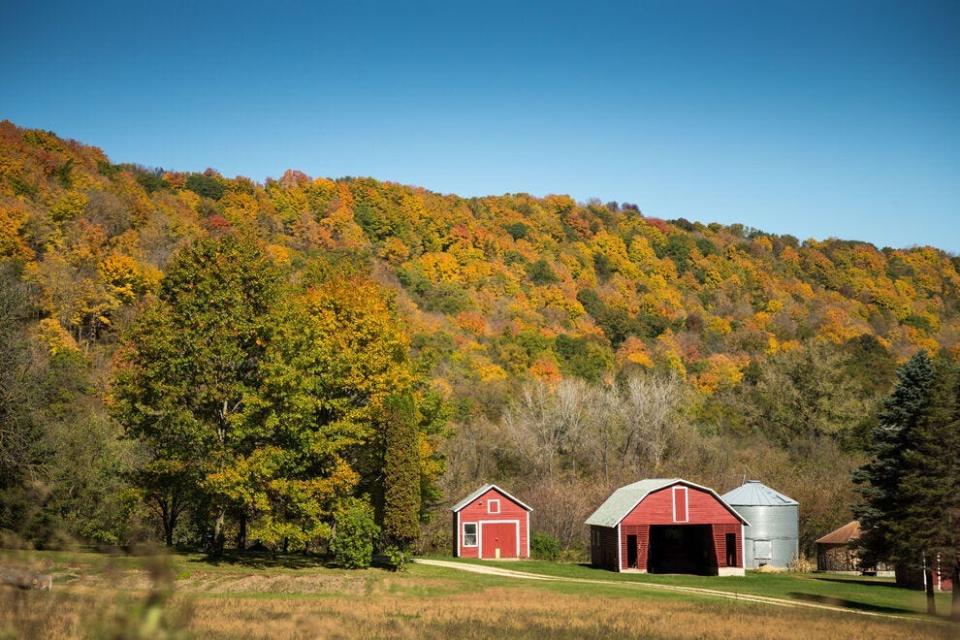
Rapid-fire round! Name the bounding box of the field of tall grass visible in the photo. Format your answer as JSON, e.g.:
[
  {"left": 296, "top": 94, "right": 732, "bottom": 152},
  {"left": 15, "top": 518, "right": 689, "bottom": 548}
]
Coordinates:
[{"left": 0, "top": 550, "right": 953, "bottom": 639}]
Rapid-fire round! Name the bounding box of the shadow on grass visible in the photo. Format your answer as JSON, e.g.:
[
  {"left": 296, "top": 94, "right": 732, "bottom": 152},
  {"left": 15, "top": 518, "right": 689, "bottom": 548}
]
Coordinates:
[
  {"left": 811, "top": 576, "right": 908, "bottom": 590},
  {"left": 787, "top": 591, "right": 917, "bottom": 616},
  {"left": 190, "top": 550, "right": 338, "bottom": 570}
]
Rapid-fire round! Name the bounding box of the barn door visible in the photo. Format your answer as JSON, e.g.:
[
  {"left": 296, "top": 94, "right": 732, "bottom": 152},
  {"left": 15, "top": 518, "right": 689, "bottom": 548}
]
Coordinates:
[{"left": 480, "top": 522, "right": 518, "bottom": 559}]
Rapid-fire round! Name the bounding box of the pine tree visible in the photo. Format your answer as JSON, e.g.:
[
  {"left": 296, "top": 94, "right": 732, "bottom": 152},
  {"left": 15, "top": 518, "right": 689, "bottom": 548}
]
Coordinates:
[
  {"left": 892, "top": 355, "right": 959, "bottom": 615},
  {"left": 938, "top": 363, "right": 960, "bottom": 621},
  {"left": 381, "top": 392, "right": 421, "bottom": 550},
  {"left": 854, "top": 351, "right": 959, "bottom": 616}
]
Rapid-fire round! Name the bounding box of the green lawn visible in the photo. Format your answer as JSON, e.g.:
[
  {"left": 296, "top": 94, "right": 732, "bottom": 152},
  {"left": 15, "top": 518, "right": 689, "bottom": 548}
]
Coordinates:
[{"left": 446, "top": 557, "right": 955, "bottom": 619}]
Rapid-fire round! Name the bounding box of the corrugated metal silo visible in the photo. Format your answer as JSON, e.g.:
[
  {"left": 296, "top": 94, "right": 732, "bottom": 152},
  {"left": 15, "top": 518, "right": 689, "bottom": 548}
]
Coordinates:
[{"left": 721, "top": 481, "right": 798, "bottom": 569}]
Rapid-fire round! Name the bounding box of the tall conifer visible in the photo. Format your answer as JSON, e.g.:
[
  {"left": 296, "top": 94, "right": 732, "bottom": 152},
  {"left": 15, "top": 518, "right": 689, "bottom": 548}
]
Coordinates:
[{"left": 381, "top": 392, "right": 421, "bottom": 550}]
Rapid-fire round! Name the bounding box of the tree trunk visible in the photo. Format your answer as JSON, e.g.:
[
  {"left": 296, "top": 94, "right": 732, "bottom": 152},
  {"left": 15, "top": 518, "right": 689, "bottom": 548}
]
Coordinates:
[
  {"left": 951, "top": 560, "right": 959, "bottom": 622},
  {"left": 924, "top": 562, "right": 937, "bottom": 616},
  {"left": 157, "top": 495, "right": 177, "bottom": 547},
  {"left": 236, "top": 513, "right": 247, "bottom": 551},
  {"left": 213, "top": 510, "right": 226, "bottom": 554}
]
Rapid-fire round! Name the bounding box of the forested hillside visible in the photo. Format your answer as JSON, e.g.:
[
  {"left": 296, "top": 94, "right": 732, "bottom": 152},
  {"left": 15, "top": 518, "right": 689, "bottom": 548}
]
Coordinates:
[{"left": 2, "top": 120, "right": 959, "bottom": 555}]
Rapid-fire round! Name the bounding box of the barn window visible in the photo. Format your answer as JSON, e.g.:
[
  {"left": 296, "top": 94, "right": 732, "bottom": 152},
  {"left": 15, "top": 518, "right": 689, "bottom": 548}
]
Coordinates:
[
  {"left": 592, "top": 529, "right": 600, "bottom": 546},
  {"left": 488, "top": 499, "right": 501, "bottom": 514},
  {"left": 463, "top": 523, "right": 478, "bottom": 547}
]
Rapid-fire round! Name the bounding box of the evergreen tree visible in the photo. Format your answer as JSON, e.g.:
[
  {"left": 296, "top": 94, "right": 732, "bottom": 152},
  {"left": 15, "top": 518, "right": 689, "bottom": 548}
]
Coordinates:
[
  {"left": 936, "top": 369, "right": 960, "bottom": 621},
  {"left": 853, "top": 351, "right": 956, "bottom": 615},
  {"left": 381, "top": 392, "right": 421, "bottom": 550}
]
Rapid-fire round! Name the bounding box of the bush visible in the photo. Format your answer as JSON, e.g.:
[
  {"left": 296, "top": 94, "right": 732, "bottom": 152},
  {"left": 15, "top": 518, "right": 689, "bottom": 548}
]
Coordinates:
[
  {"left": 530, "top": 532, "right": 561, "bottom": 561},
  {"left": 382, "top": 545, "right": 412, "bottom": 572},
  {"left": 330, "top": 499, "right": 379, "bottom": 569},
  {"left": 788, "top": 555, "right": 815, "bottom": 573}
]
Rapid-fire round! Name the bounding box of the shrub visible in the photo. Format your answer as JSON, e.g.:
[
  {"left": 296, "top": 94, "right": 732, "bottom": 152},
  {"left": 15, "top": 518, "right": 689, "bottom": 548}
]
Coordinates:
[
  {"left": 330, "top": 499, "right": 379, "bottom": 569},
  {"left": 530, "top": 532, "right": 561, "bottom": 561},
  {"left": 382, "top": 545, "right": 412, "bottom": 572},
  {"left": 788, "top": 555, "right": 815, "bottom": 573}
]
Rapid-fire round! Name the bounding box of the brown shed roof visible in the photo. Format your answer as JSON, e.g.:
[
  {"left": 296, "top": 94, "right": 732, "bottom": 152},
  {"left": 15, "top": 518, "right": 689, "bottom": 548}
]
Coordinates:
[{"left": 816, "top": 520, "right": 861, "bottom": 545}]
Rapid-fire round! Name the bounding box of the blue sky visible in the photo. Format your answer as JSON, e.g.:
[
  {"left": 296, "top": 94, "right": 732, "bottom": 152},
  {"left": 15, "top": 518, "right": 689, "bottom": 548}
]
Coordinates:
[{"left": 2, "top": 1, "right": 958, "bottom": 251}]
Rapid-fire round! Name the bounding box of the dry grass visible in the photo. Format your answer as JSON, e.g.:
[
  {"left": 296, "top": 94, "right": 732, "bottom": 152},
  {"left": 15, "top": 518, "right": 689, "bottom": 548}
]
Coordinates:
[{"left": 0, "top": 552, "right": 954, "bottom": 640}]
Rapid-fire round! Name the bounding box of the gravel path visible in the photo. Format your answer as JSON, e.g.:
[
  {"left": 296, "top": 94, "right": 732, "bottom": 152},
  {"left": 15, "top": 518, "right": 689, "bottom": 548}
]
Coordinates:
[{"left": 414, "top": 558, "right": 930, "bottom": 624}]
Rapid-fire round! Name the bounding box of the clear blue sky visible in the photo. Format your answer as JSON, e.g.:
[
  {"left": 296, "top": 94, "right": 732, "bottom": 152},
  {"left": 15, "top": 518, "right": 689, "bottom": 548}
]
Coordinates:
[{"left": 2, "top": 1, "right": 958, "bottom": 251}]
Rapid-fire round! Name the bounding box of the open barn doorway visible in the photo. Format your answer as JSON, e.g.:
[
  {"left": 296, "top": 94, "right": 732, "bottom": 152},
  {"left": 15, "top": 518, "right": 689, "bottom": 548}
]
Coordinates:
[{"left": 647, "top": 525, "right": 716, "bottom": 575}]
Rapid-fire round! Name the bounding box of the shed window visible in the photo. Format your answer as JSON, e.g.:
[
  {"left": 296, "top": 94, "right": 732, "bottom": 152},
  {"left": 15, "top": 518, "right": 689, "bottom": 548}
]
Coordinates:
[
  {"left": 463, "top": 523, "right": 478, "bottom": 547},
  {"left": 488, "top": 499, "right": 501, "bottom": 514}
]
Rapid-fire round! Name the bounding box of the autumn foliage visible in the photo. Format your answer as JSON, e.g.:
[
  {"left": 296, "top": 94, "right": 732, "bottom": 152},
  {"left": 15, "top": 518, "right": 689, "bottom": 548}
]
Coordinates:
[{"left": 2, "top": 120, "right": 960, "bottom": 554}]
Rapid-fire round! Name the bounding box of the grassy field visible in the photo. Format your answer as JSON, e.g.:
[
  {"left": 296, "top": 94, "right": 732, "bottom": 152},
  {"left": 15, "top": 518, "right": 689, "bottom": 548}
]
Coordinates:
[
  {"left": 448, "top": 557, "right": 955, "bottom": 619},
  {"left": 0, "top": 549, "right": 955, "bottom": 639}
]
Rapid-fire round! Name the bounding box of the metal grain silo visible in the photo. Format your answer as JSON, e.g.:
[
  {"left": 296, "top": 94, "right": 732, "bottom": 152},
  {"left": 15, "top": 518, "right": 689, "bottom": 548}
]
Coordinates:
[{"left": 721, "top": 481, "right": 798, "bottom": 569}]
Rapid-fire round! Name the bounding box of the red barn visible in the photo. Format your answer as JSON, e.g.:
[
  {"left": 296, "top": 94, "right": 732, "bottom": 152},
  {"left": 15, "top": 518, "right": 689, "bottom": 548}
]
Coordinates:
[
  {"left": 451, "top": 484, "right": 532, "bottom": 559},
  {"left": 586, "top": 478, "right": 748, "bottom": 575}
]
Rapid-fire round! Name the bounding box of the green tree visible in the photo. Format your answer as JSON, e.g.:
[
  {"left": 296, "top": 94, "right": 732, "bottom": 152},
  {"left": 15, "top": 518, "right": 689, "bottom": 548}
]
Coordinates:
[
  {"left": 330, "top": 498, "right": 379, "bottom": 569},
  {"left": 113, "top": 235, "right": 281, "bottom": 548},
  {"left": 746, "top": 341, "right": 866, "bottom": 444},
  {"left": 853, "top": 351, "right": 950, "bottom": 614},
  {"left": 0, "top": 268, "right": 46, "bottom": 538},
  {"left": 231, "top": 276, "right": 423, "bottom": 551},
  {"left": 381, "top": 393, "right": 421, "bottom": 550}
]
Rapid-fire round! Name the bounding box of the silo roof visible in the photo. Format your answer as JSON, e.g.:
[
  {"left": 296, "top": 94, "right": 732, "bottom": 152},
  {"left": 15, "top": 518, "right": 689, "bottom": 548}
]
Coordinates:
[{"left": 721, "top": 481, "right": 798, "bottom": 506}]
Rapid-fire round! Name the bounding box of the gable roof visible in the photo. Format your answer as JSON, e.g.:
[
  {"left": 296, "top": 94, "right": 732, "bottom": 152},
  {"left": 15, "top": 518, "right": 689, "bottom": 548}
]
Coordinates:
[
  {"left": 816, "top": 520, "right": 861, "bottom": 545},
  {"left": 584, "top": 478, "right": 749, "bottom": 528},
  {"left": 450, "top": 484, "right": 532, "bottom": 513},
  {"left": 721, "top": 481, "right": 798, "bottom": 507}
]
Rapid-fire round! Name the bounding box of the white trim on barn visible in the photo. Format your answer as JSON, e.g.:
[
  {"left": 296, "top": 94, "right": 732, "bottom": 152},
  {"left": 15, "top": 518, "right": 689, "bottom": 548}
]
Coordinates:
[
  {"left": 672, "top": 486, "right": 689, "bottom": 523},
  {"left": 488, "top": 499, "right": 500, "bottom": 514},
  {"left": 450, "top": 484, "right": 533, "bottom": 513},
  {"left": 617, "top": 522, "right": 622, "bottom": 571},
  {"left": 477, "top": 519, "right": 521, "bottom": 559},
  {"left": 526, "top": 510, "right": 531, "bottom": 558}
]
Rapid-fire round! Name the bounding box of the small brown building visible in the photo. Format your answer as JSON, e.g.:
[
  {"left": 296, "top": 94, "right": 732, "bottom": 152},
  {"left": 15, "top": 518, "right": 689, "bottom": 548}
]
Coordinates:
[{"left": 815, "top": 521, "right": 893, "bottom": 575}]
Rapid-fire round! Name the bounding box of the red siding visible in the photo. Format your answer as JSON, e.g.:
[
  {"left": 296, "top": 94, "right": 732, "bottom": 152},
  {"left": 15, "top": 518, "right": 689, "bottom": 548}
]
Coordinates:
[
  {"left": 594, "top": 483, "right": 744, "bottom": 573},
  {"left": 621, "top": 485, "right": 741, "bottom": 526},
  {"left": 591, "top": 525, "right": 619, "bottom": 570},
  {"left": 712, "top": 523, "right": 741, "bottom": 568},
  {"left": 454, "top": 488, "right": 529, "bottom": 559}
]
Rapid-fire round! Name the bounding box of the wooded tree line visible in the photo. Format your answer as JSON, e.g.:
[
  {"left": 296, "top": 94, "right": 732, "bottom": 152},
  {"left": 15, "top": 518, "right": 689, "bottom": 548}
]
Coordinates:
[{"left": 1, "top": 121, "right": 959, "bottom": 571}]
